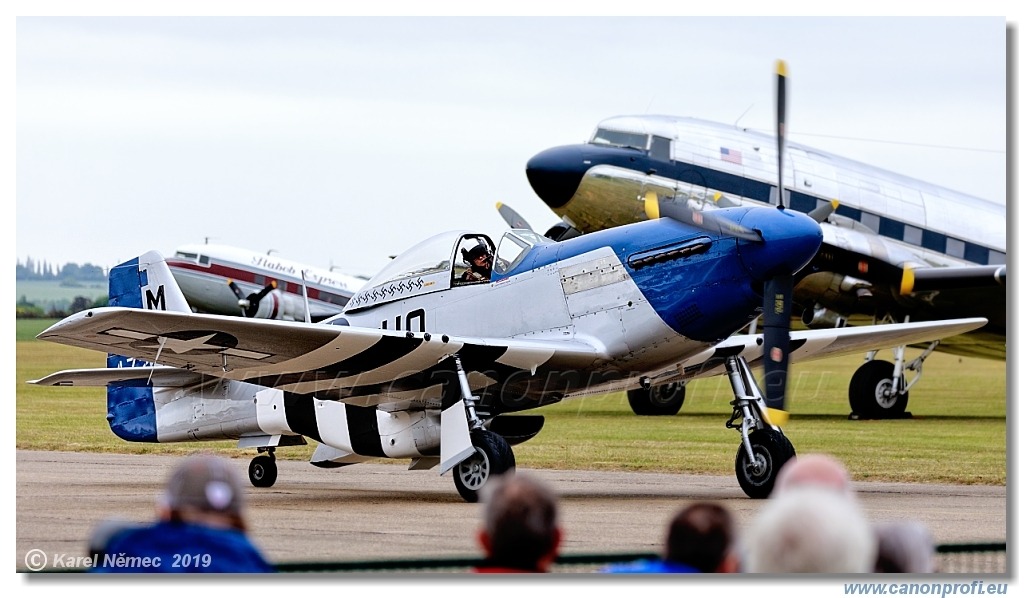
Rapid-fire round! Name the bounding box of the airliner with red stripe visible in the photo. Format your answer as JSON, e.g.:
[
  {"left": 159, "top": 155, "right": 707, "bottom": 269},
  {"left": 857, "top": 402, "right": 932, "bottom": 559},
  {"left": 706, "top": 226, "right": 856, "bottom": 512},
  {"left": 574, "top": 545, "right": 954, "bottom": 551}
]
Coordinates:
[{"left": 165, "top": 244, "right": 367, "bottom": 322}]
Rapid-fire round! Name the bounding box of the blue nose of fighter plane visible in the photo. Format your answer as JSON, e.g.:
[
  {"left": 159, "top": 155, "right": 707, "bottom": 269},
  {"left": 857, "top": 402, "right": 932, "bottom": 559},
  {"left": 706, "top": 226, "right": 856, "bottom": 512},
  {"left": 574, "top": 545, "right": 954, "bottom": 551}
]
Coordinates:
[
  {"left": 737, "top": 207, "right": 823, "bottom": 282},
  {"left": 525, "top": 145, "right": 588, "bottom": 209}
]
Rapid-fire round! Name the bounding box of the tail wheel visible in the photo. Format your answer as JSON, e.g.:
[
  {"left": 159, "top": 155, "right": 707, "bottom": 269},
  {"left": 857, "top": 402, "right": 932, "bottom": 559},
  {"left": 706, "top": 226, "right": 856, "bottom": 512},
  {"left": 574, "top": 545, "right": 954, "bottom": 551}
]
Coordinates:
[
  {"left": 626, "top": 382, "right": 686, "bottom": 416},
  {"left": 453, "top": 429, "right": 515, "bottom": 503},
  {"left": 735, "top": 428, "right": 795, "bottom": 499},
  {"left": 249, "top": 455, "right": 278, "bottom": 488},
  {"left": 849, "top": 359, "right": 909, "bottom": 419}
]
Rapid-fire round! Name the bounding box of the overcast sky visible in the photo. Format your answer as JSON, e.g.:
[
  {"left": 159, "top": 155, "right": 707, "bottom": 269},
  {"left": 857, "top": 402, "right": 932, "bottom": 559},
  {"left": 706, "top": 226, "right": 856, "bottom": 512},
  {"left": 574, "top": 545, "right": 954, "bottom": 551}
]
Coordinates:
[{"left": 14, "top": 14, "right": 1010, "bottom": 278}]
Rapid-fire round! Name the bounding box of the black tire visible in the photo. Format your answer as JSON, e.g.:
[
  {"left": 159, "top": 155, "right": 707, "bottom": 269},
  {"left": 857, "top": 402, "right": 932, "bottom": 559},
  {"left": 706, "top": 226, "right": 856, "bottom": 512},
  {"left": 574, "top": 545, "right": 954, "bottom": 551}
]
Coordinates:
[
  {"left": 735, "top": 428, "right": 796, "bottom": 499},
  {"left": 249, "top": 455, "right": 278, "bottom": 488},
  {"left": 453, "top": 429, "right": 516, "bottom": 503},
  {"left": 626, "top": 382, "right": 686, "bottom": 416},
  {"left": 849, "top": 359, "right": 909, "bottom": 419}
]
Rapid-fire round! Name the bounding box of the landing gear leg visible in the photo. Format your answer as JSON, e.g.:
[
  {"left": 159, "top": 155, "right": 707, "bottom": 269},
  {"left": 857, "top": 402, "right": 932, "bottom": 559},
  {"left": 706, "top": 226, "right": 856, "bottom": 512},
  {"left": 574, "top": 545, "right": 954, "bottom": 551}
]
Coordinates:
[
  {"left": 249, "top": 447, "right": 278, "bottom": 488},
  {"left": 447, "top": 355, "right": 515, "bottom": 503},
  {"left": 724, "top": 356, "right": 795, "bottom": 498}
]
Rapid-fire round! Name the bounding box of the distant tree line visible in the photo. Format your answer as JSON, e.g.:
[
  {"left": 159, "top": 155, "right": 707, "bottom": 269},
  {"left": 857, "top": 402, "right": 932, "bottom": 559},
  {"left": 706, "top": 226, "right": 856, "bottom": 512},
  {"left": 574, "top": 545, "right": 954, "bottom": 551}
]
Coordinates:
[
  {"left": 16, "top": 257, "right": 109, "bottom": 318},
  {"left": 16, "top": 257, "right": 107, "bottom": 282}
]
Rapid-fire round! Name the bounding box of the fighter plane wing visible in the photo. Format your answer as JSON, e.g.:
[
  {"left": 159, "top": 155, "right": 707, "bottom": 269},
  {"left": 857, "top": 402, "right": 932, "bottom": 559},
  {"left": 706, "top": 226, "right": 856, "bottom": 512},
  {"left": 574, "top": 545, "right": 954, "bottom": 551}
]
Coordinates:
[
  {"left": 673, "top": 317, "right": 988, "bottom": 381},
  {"left": 35, "top": 307, "right": 602, "bottom": 404}
]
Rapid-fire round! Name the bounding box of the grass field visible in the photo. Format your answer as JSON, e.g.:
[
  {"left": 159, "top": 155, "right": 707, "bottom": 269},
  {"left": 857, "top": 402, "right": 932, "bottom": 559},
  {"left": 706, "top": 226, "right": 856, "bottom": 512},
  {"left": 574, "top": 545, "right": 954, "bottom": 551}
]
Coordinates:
[
  {"left": 16, "top": 318, "right": 1008, "bottom": 485},
  {"left": 16, "top": 280, "right": 107, "bottom": 304}
]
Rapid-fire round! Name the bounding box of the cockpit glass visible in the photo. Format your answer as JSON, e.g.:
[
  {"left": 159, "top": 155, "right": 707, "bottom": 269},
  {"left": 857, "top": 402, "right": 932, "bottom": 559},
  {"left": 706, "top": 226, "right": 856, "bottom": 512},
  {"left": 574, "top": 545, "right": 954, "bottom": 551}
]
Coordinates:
[
  {"left": 494, "top": 230, "right": 548, "bottom": 275},
  {"left": 590, "top": 128, "right": 649, "bottom": 151},
  {"left": 361, "top": 233, "right": 454, "bottom": 288}
]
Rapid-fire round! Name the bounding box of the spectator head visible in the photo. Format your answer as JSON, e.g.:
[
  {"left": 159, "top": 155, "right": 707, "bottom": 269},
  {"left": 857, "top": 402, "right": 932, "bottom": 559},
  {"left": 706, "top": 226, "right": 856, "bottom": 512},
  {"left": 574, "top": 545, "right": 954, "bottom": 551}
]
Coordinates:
[
  {"left": 665, "top": 502, "right": 738, "bottom": 573},
  {"left": 161, "top": 454, "right": 247, "bottom": 531},
  {"left": 774, "top": 453, "right": 853, "bottom": 496},
  {"left": 477, "top": 473, "right": 562, "bottom": 572},
  {"left": 744, "top": 486, "right": 876, "bottom": 573},
  {"left": 874, "top": 521, "right": 935, "bottom": 573}
]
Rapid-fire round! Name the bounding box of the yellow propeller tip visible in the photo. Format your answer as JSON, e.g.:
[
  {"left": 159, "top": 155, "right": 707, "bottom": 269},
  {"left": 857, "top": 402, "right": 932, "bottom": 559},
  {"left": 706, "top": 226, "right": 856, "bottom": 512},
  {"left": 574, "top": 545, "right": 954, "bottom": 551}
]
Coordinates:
[
  {"left": 643, "top": 191, "right": 660, "bottom": 220},
  {"left": 495, "top": 201, "right": 504, "bottom": 209},
  {"left": 766, "top": 407, "right": 790, "bottom": 427},
  {"left": 776, "top": 59, "right": 788, "bottom": 77},
  {"left": 901, "top": 265, "right": 916, "bottom": 296}
]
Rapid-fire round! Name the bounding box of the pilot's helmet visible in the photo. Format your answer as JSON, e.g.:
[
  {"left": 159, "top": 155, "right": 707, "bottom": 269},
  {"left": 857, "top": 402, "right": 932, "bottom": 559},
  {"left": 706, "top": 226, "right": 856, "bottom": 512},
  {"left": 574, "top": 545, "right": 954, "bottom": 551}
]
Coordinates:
[{"left": 462, "top": 242, "right": 491, "bottom": 263}]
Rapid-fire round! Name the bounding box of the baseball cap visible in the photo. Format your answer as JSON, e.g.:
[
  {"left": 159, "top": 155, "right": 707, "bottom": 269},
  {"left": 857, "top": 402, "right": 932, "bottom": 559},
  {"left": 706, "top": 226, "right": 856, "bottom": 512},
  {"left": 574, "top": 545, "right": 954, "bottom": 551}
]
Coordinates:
[{"left": 164, "top": 454, "right": 244, "bottom": 516}]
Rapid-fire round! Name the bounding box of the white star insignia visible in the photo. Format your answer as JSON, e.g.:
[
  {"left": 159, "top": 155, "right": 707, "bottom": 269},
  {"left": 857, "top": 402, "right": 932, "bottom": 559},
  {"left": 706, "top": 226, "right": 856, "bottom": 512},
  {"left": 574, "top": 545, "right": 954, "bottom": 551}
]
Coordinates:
[{"left": 141, "top": 333, "right": 222, "bottom": 354}]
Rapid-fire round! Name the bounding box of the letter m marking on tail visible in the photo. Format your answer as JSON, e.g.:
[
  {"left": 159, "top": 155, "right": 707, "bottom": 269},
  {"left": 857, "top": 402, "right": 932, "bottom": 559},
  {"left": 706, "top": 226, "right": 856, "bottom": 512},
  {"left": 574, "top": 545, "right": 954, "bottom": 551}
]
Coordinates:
[{"left": 145, "top": 285, "right": 167, "bottom": 311}]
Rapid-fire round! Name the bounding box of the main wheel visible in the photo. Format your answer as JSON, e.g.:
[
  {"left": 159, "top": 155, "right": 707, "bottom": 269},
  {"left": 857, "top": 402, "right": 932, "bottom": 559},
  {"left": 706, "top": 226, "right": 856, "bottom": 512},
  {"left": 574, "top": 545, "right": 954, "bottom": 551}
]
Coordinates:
[
  {"left": 626, "top": 382, "right": 686, "bottom": 416},
  {"left": 249, "top": 455, "right": 278, "bottom": 488},
  {"left": 735, "top": 428, "right": 796, "bottom": 499},
  {"left": 453, "top": 429, "right": 516, "bottom": 503},
  {"left": 849, "top": 359, "right": 909, "bottom": 419}
]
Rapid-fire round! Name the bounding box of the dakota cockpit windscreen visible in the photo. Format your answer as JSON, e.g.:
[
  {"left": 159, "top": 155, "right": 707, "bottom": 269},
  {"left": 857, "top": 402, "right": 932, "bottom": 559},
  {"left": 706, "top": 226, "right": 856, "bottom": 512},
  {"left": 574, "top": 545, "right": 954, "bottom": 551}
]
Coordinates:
[{"left": 590, "top": 128, "right": 649, "bottom": 151}]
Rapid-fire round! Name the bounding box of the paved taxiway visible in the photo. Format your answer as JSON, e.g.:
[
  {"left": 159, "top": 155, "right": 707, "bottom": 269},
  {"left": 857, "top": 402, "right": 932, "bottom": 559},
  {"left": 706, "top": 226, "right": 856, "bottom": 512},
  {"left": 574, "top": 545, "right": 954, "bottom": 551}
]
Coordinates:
[{"left": 16, "top": 450, "right": 1006, "bottom": 570}]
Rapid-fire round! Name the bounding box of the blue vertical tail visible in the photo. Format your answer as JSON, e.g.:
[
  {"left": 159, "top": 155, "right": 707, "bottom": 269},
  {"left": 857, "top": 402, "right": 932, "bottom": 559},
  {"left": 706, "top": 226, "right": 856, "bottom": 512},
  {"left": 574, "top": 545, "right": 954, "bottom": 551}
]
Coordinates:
[{"left": 105, "top": 251, "right": 192, "bottom": 442}]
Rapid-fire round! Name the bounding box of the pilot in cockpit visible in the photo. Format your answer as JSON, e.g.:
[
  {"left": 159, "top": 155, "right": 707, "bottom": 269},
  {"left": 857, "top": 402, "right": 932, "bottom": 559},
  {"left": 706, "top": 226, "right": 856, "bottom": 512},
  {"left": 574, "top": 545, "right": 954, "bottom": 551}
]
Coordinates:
[{"left": 460, "top": 242, "right": 493, "bottom": 283}]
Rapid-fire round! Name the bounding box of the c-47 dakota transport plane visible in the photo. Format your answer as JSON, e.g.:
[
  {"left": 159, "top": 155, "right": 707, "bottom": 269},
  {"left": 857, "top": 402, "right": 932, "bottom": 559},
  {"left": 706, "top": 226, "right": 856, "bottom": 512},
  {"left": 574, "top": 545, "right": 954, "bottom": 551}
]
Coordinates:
[
  {"left": 522, "top": 62, "right": 1005, "bottom": 420},
  {"left": 167, "top": 243, "right": 367, "bottom": 322},
  {"left": 31, "top": 203, "right": 984, "bottom": 501}
]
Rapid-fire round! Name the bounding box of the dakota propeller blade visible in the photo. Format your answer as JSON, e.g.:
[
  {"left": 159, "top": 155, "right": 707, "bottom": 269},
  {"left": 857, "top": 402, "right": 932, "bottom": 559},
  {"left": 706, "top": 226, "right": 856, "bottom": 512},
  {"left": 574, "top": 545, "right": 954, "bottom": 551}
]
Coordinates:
[
  {"left": 643, "top": 191, "right": 763, "bottom": 242},
  {"left": 496, "top": 202, "right": 535, "bottom": 232},
  {"left": 228, "top": 279, "right": 277, "bottom": 318},
  {"left": 807, "top": 199, "right": 839, "bottom": 223}
]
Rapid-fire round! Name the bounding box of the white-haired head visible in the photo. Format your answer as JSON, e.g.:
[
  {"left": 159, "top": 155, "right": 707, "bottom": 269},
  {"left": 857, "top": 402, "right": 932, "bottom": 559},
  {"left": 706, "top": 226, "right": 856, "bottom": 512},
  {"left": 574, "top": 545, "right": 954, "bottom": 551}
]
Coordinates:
[
  {"left": 743, "top": 486, "right": 876, "bottom": 573},
  {"left": 773, "top": 453, "right": 853, "bottom": 497}
]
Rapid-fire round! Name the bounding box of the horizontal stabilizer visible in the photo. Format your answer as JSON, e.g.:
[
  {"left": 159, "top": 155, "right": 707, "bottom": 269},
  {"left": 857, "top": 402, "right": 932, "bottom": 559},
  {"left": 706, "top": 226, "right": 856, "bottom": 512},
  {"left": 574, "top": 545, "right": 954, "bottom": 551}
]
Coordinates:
[{"left": 28, "top": 366, "right": 205, "bottom": 388}]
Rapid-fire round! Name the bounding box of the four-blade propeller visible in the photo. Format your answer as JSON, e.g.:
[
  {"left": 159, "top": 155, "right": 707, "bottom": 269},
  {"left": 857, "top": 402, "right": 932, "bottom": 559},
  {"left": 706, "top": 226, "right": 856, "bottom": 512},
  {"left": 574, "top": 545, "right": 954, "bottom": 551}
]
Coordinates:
[
  {"left": 761, "top": 59, "right": 794, "bottom": 426},
  {"left": 646, "top": 59, "right": 805, "bottom": 426}
]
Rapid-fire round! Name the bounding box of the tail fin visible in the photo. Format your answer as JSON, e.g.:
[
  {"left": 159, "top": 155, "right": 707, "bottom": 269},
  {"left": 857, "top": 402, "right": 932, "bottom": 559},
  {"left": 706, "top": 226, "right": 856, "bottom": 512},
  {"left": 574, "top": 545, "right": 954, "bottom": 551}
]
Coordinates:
[
  {"left": 108, "top": 250, "right": 192, "bottom": 313},
  {"left": 105, "top": 250, "right": 190, "bottom": 442}
]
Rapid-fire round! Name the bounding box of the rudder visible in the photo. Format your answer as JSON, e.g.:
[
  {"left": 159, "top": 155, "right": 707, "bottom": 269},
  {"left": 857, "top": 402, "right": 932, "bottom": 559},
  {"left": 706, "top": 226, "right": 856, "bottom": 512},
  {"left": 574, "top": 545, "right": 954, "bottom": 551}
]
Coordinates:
[{"left": 108, "top": 250, "right": 192, "bottom": 313}]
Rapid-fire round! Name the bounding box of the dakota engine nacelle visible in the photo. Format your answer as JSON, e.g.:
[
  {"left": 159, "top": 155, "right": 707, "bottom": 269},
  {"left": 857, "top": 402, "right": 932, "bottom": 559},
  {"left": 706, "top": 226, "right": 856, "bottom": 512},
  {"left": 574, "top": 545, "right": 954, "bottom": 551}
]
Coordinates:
[
  {"left": 229, "top": 280, "right": 311, "bottom": 322},
  {"left": 801, "top": 304, "right": 848, "bottom": 329},
  {"left": 244, "top": 289, "right": 310, "bottom": 321}
]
